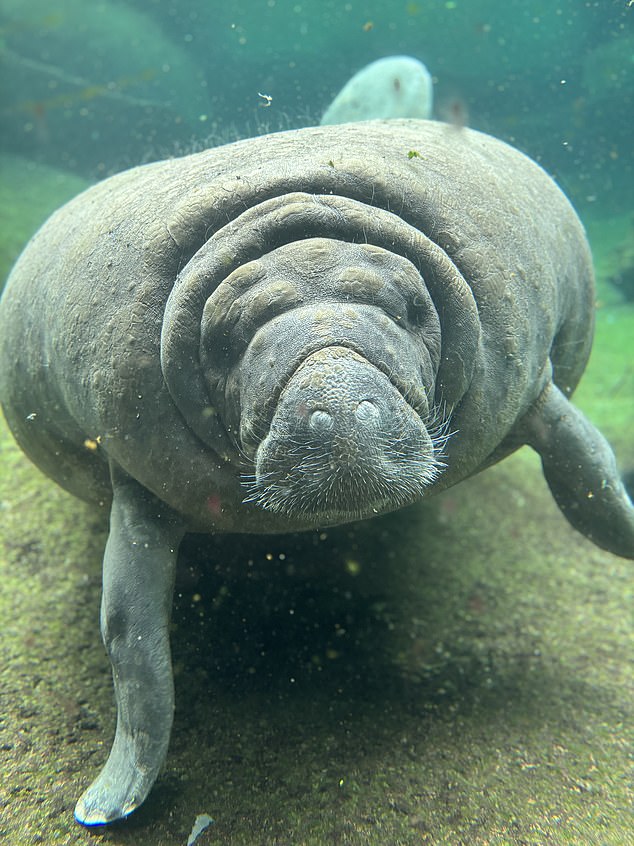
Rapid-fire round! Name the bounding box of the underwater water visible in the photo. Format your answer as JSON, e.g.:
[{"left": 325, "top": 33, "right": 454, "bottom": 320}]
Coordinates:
[{"left": 0, "top": 2, "right": 632, "bottom": 845}]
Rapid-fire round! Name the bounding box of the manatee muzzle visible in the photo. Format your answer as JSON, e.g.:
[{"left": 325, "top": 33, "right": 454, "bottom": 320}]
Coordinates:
[{"left": 244, "top": 345, "right": 444, "bottom": 522}]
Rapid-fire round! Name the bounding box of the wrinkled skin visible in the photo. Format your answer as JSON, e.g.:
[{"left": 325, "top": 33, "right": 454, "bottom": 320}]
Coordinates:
[{"left": 0, "top": 120, "right": 632, "bottom": 826}]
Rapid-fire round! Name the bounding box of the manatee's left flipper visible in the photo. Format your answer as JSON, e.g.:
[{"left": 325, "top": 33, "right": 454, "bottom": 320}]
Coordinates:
[
  {"left": 74, "top": 467, "right": 186, "bottom": 826},
  {"left": 525, "top": 382, "right": 634, "bottom": 560}
]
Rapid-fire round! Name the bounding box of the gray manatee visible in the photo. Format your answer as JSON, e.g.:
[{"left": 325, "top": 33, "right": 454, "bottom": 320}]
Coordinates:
[{"left": 0, "top": 119, "right": 632, "bottom": 826}]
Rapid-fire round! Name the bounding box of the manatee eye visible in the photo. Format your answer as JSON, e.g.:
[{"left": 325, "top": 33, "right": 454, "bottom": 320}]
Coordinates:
[{"left": 411, "top": 293, "right": 429, "bottom": 327}]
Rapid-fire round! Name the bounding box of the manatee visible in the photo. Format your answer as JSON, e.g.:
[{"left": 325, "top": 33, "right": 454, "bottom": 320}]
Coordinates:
[
  {"left": 0, "top": 119, "right": 632, "bottom": 826},
  {"left": 320, "top": 56, "right": 433, "bottom": 124}
]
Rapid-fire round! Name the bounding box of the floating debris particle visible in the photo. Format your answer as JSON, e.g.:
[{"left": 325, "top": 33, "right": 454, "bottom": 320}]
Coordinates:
[{"left": 345, "top": 558, "right": 361, "bottom": 575}]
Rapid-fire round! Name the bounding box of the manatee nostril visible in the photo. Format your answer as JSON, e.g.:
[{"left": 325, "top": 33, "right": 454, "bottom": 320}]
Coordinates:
[
  {"left": 309, "top": 409, "right": 334, "bottom": 431},
  {"left": 355, "top": 399, "right": 380, "bottom": 423}
]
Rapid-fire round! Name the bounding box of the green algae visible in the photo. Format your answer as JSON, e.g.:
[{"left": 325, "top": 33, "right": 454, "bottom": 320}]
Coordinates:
[{"left": 0, "top": 192, "right": 632, "bottom": 845}]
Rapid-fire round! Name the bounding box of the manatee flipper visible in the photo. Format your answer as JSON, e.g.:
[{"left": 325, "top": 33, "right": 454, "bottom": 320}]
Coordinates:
[
  {"left": 74, "top": 468, "right": 185, "bottom": 826},
  {"left": 525, "top": 382, "right": 634, "bottom": 559}
]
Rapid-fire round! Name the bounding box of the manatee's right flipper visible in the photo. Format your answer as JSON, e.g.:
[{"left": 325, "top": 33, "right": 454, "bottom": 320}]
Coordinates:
[
  {"left": 524, "top": 382, "right": 634, "bottom": 559},
  {"left": 74, "top": 467, "right": 186, "bottom": 825}
]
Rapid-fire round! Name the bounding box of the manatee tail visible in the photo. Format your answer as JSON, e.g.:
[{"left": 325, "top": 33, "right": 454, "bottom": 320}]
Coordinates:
[{"left": 525, "top": 382, "right": 634, "bottom": 560}]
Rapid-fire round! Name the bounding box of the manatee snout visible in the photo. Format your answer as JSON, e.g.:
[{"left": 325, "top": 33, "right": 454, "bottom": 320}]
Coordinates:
[{"left": 245, "top": 346, "right": 445, "bottom": 523}]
